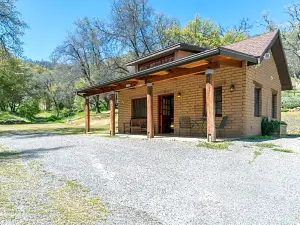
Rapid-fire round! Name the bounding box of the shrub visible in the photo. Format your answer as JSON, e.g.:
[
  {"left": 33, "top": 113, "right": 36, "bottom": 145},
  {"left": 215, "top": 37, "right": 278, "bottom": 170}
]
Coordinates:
[
  {"left": 282, "top": 96, "right": 300, "bottom": 109},
  {"left": 19, "top": 99, "right": 40, "bottom": 121},
  {"left": 61, "top": 108, "right": 75, "bottom": 118},
  {"left": 261, "top": 117, "right": 286, "bottom": 136}
]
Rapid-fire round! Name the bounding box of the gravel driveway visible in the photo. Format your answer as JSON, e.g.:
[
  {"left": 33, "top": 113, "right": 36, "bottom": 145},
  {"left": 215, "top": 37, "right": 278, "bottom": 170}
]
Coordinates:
[{"left": 1, "top": 133, "right": 300, "bottom": 224}]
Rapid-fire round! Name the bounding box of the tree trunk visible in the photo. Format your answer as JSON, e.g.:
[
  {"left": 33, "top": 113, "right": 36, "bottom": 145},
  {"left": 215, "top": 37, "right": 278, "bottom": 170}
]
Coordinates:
[{"left": 93, "top": 95, "right": 100, "bottom": 114}]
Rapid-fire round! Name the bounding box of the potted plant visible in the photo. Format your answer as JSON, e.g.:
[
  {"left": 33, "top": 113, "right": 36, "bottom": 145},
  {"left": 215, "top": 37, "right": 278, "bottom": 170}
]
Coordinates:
[
  {"left": 279, "top": 121, "right": 287, "bottom": 137},
  {"left": 261, "top": 117, "right": 287, "bottom": 137}
]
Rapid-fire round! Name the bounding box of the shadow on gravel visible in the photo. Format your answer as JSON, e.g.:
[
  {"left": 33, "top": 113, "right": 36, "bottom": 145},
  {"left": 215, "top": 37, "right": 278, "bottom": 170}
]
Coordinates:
[{"left": 0, "top": 146, "right": 74, "bottom": 160}]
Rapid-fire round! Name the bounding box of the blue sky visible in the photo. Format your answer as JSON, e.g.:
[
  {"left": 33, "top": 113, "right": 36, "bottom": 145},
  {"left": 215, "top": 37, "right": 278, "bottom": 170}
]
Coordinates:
[{"left": 16, "top": 0, "right": 294, "bottom": 61}]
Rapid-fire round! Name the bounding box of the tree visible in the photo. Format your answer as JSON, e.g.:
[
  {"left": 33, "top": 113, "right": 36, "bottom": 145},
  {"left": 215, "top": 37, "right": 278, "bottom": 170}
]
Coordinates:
[
  {"left": 260, "top": 4, "right": 300, "bottom": 78},
  {"left": 0, "top": 0, "right": 28, "bottom": 56},
  {"left": 163, "top": 15, "right": 248, "bottom": 48},
  {"left": 0, "top": 57, "right": 30, "bottom": 111}
]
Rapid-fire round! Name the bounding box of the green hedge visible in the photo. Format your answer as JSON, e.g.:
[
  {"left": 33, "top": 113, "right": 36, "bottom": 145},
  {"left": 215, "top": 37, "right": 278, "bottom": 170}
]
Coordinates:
[{"left": 282, "top": 96, "right": 300, "bottom": 109}]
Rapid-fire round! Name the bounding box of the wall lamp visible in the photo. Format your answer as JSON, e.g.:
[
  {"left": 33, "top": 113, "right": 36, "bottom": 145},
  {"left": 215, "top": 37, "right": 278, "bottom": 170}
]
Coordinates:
[
  {"left": 230, "top": 84, "right": 235, "bottom": 92},
  {"left": 177, "top": 92, "right": 182, "bottom": 98},
  {"left": 205, "top": 68, "right": 214, "bottom": 75}
]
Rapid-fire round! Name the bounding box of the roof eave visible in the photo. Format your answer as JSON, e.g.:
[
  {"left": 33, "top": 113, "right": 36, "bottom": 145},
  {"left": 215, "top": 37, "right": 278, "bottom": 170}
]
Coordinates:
[{"left": 76, "top": 47, "right": 260, "bottom": 96}]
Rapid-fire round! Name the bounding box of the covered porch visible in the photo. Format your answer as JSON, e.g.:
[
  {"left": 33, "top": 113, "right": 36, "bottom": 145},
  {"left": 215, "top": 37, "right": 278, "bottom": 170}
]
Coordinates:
[{"left": 77, "top": 48, "right": 256, "bottom": 142}]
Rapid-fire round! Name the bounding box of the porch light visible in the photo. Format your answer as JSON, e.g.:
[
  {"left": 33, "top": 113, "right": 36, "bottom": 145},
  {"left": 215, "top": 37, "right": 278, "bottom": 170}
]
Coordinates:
[
  {"left": 177, "top": 92, "right": 182, "bottom": 98},
  {"left": 230, "top": 84, "right": 235, "bottom": 92},
  {"left": 125, "top": 83, "right": 131, "bottom": 88},
  {"left": 205, "top": 68, "right": 214, "bottom": 75}
]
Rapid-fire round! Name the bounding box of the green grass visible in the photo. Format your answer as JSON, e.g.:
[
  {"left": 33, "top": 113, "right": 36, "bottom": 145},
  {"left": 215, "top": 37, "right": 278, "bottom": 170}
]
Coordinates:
[
  {"left": 271, "top": 148, "right": 294, "bottom": 153},
  {"left": 0, "top": 145, "right": 108, "bottom": 224},
  {"left": 197, "top": 141, "right": 231, "bottom": 150},
  {"left": 255, "top": 143, "right": 278, "bottom": 149},
  {"left": 249, "top": 150, "right": 262, "bottom": 164},
  {"left": 0, "top": 112, "right": 28, "bottom": 122},
  {"left": 246, "top": 135, "right": 273, "bottom": 140}
]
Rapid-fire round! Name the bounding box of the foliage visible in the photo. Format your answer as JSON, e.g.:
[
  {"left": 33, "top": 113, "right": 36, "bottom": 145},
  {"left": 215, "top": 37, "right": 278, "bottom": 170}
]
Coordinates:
[
  {"left": 0, "top": 57, "right": 30, "bottom": 111},
  {"left": 163, "top": 15, "right": 248, "bottom": 48},
  {"left": 18, "top": 98, "right": 40, "bottom": 121},
  {"left": 282, "top": 96, "right": 300, "bottom": 109},
  {"left": 261, "top": 117, "right": 286, "bottom": 136}
]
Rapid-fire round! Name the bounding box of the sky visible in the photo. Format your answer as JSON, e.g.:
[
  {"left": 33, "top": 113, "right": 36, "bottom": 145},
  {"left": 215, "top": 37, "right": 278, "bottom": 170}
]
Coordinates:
[{"left": 16, "top": 0, "right": 294, "bottom": 61}]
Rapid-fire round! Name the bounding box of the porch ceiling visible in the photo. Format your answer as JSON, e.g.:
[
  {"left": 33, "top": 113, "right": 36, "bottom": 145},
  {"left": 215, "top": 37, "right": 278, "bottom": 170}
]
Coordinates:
[{"left": 77, "top": 49, "right": 248, "bottom": 97}]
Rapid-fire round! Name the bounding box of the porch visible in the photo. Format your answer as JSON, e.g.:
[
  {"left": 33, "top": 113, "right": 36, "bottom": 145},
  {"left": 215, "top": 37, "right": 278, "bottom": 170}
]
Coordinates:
[{"left": 77, "top": 47, "right": 254, "bottom": 141}]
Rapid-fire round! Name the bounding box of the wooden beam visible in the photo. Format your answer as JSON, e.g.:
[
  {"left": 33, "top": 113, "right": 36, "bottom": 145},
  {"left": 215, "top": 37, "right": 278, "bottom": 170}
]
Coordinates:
[
  {"left": 84, "top": 81, "right": 139, "bottom": 96},
  {"left": 109, "top": 93, "right": 116, "bottom": 136},
  {"left": 144, "top": 63, "right": 219, "bottom": 83},
  {"left": 206, "top": 73, "right": 216, "bottom": 142},
  {"left": 85, "top": 97, "right": 90, "bottom": 134},
  {"left": 147, "top": 83, "right": 154, "bottom": 138}
]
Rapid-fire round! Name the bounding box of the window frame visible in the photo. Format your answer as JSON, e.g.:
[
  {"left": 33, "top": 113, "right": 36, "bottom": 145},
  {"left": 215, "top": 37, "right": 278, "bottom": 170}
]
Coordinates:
[
  {"left": 203, "top": 86, "right": 222, "bottom": 117},
  {"left": 131, "top": 97, "right": 147, "bottom": 119},
  {"left": 254, "top": 87, "right": 262, "bottom": 117},
  {"left": 272, "top": 93, "right": 277, "bottom": 119}
]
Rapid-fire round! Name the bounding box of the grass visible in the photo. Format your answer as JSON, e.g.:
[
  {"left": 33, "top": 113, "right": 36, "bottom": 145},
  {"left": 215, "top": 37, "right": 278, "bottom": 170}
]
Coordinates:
[
  {"left": 0, "top": 113, "right": 115, "bottom": 135},
  {"left": 282, "top": 111, "right": 300, "bottom": 135},
  {"left": 271, "top": 148, "right": 294, "bottom": 153},
  {"left": 255, "top": 143, "right": 278, "bottom": 149},
  {"left": 246, "top": 135, "right": 273, "bottom": 141},
  {"left": 197, "top": 141, "right": 231, "bottom": 150},
  {"left": 249, "top": 150, "right": 262, "bottom": 164},
  {"left": 0, "top": 145, "right": 108, "bottom": 224},
  {"left": 0, "top": 111, "right": 28, "bottom": 122}
]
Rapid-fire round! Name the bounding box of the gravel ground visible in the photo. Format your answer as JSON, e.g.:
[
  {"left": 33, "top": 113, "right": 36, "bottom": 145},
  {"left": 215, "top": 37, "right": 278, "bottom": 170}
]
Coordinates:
[{"left": 1, "top": 133, "right": 300, "bottom": 224}]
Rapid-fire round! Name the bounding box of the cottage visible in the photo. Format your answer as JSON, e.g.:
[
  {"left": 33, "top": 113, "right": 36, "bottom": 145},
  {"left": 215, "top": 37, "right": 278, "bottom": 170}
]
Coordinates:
[{"left": 77, "top": 30, "right": 292, "bottom": 141}]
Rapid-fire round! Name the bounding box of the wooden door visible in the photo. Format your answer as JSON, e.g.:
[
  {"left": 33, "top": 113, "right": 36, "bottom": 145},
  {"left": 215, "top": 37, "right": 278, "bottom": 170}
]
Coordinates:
[{"left": 159, "top": 94, "right": 174, "bottom": 133}]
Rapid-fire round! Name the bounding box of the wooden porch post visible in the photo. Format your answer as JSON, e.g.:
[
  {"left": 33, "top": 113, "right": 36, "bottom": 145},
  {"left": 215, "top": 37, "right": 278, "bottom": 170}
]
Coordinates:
[
  {"left": 85, "top": 97, "right": 90, "bottom": 134},
  {"left": 206, "top": 72, "right": 216, "bottom": 142},
  {"left": 109, "top": 93, "right": 116, "bottom": 136},
  {"left": 147, "top": 83, "right": 154, "bottom": 138}
]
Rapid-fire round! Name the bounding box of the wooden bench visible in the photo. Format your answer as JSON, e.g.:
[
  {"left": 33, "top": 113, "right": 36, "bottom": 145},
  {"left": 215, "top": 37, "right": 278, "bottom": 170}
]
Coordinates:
[{"left": 123, "top": 118, "right": 147, "bottom": 134}]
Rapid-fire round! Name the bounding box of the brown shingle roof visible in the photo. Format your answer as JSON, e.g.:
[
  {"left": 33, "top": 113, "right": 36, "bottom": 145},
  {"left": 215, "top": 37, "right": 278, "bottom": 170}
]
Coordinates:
[{"left": 223, "top": 30, "right": 278, "bottom": 57}]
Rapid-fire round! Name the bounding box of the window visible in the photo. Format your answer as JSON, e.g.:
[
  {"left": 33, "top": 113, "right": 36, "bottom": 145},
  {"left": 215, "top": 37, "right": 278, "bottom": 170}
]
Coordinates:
[
  {"left": 138, "top": 54, "right": 175, "bottom": 71},
  {"left": 132, "top": 98, "right": 147, "bottom": 119},
  {"left": 203, "top": 87, "right": 222, "bottom": 117},
  {"left": 254, "top": 88, "right": 261, "bottom": 117},
  {"left": 272, "top": 94, "right": 277, "bottom": 119}
]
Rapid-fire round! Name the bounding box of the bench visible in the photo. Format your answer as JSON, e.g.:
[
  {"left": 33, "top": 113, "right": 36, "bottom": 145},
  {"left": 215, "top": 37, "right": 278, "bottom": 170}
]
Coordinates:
[{"left": 123, "top": 118, "right": 147, "bottom": 134}]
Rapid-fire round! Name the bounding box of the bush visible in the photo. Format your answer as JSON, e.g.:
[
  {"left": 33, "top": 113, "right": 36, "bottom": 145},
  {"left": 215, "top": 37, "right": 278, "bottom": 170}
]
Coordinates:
[
  {"left": 261, "top": 117, "right": 286, "bottom": 136},
  {"left": 282, "top": 96, "right": 300, "bottom": 109},
  {"left": 61, "top": 108, "right": 75, "bottom": 118},
  {"left": 19, "top": 99, "right": 40, "bottom": 121}
]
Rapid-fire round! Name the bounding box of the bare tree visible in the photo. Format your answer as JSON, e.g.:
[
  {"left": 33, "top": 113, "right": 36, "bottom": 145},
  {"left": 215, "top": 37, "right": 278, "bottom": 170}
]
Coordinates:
[{"left": 0, "top": 0, "right": 28, "bottom": 56}]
